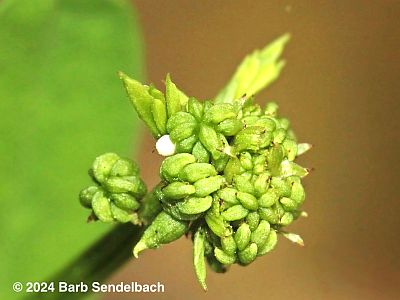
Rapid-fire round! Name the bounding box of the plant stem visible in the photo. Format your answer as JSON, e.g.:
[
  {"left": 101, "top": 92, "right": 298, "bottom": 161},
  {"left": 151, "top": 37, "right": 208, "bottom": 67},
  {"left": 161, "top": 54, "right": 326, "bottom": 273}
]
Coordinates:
[{"left": 27, "top": 186, "right": 162, "bottom": 299}]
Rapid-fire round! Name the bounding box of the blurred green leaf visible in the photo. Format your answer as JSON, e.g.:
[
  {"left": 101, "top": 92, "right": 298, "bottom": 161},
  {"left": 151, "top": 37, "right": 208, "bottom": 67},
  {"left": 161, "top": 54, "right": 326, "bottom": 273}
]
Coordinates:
[
  {"left": 0, "top": 0, "right": 143, "bottom": 298},
  {"left": 215, "top": 33, "right": 290, "bottom": 104}
]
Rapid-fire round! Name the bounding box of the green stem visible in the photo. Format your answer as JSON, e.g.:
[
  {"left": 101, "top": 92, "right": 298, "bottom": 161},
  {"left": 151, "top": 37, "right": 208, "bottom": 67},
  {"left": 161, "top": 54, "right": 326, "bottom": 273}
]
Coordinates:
[{"left": 27, "top": 186, "right": 162, "bottom": 300}]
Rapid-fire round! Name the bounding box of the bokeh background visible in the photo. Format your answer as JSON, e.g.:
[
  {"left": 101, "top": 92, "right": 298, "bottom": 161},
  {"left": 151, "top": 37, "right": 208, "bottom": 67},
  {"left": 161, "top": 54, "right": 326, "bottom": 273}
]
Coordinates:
[{"left": 1, "top": 1, "right": 399, "bottom": 300}]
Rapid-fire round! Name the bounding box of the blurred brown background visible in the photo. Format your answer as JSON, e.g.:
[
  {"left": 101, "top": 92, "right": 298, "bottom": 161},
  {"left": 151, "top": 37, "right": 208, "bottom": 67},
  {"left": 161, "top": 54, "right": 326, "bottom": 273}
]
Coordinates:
[{"left": 107, "top": 1, "right": 399, "bottom": 299}]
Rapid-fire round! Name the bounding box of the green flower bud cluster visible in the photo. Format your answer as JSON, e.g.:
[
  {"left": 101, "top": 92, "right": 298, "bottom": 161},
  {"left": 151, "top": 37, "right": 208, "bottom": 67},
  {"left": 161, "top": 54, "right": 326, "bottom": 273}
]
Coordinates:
[
  {"left": 79, "top": 153, "right": 147, "bottom": 224},
  {"left": 79, "top": 34, "right": 312, "bottom": 290},
  {"left": 126, "top": 84, "right": 311, "bottom": 288}
]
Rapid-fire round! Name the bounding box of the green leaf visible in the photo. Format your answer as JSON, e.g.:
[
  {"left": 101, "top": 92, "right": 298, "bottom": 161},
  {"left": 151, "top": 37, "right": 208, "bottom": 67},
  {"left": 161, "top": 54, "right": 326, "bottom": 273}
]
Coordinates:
[
  {"left": 215, "top": 33, "right": 290, "bottom": 104},
  {"left": 0, "top": 0, "right": 143, "bottom": 299}
]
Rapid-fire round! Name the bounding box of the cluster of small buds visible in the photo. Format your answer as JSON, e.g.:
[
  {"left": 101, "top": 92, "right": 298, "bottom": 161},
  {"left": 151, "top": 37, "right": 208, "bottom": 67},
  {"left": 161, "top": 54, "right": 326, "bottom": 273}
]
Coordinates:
[
  {"left": 79, "top": 153, "right": 147, "bottom": 224},
  {"left": 159, "top": 153, "right": 223, "bottom": 221},
  {"left": 117, "top": 70, "right": 311, "bottom": 290},
  {"left": 166, "top": 99, "right": 241, "bottom": 160},
  {"left": 203, "top": 144, "right": 308, "bottom": 268},
  {"left": 80, "top": 34, "right": 311, "bottom": 290}
]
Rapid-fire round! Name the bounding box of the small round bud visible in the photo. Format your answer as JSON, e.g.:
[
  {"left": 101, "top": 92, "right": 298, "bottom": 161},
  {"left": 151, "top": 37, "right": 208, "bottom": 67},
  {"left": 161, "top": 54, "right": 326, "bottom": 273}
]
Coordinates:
[
  {"left": 110, "top": 193, "right": 140, "bottom": 211},
  {"left": 92, "top": 153, "right": 120, "bottom": 183},
  {"left": 238, "top": 243, "right": 258, "bottom": 265},
  {"left": 91, "top": 191, "right": 113, "bottom": 223},
  {"left": 280, "top": 197, "right": 298, "bottom": 211},
  {"left": 79, "top": 186, "right": 99, "bottom": 208},
  {"left": 177, "top": 196, "right": 213, "bottom": 215},
  {"left": 259, "top": 189, "right": 279, "bottom": 208},
  {"left": 160, "top": 153, "right": 196, "bottom": 181},
  {"left": 217, "top": 119, "right": 242, "bottom": 136},
  {"left": 234, "top": 223, "right": 251, "bottom": 251},
  {"left": 250, "top": 220, "right": 271, "bottom": 248},
  {"left": 110, "top": 203, "right": 134, "bottom": 223},
  {"left": 188, "top": 97, "right": 204, "bottom": 121},
  {"left": 193, "top": 176, "right": 224, "bottom": 197},
  {"left": 291, "top": 182, "right": 305, "bottom": 204},
  {"left": 280, "top": 212, "right": 294, "bottom": 226},
  {"left": 199, "top": 124, "right": 222, "bottom": 160},
  {"left": 192, "top": 142, "right": 210, "bottom": 163},
  {"left": 204, "top": 103, "right": 236, "bottom": 124},
  {"left": 257, "top": 230, "right": 278, "bottom": 256},
  {"left": 110, "top": 158, "right": 138, "bottom": 177},
  {"left": 176, "top": 135, "right": 197, "bottom": 153},
  {"left": 237, "top": 192, "right": 258, "bottom": 211},
  {"left": 246, "top": 212, "right": 260, "bottom": 231},
  {"left": 222, "top": 205, "right": 249, "bottom": 221},
  {"left": 179, "top": 163, "right": 217, "bottom": 183},
  {"left": 162, "top": 182, "right": 196, "bottom": 200},
  {"left": 214, "top": 247, "right": 236, "bottom": 265},
  {"left": 218, "top": 187, "right": 239, "bottom": 207},
  {"left": 258, "top": 207, "right": 279, "bottom": 224},
  {"left": 169, "top": 123, "right": 197, "bottom": 142},
  {"left": 221, "top": 235, "right": 237, "bottom": 255}
]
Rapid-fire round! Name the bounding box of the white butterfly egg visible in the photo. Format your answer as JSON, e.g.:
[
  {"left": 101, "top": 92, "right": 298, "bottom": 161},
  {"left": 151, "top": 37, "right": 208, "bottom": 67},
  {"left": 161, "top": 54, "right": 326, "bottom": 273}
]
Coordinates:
[{"left": 156, "top": 135, "right": 176, "bottom": 157}]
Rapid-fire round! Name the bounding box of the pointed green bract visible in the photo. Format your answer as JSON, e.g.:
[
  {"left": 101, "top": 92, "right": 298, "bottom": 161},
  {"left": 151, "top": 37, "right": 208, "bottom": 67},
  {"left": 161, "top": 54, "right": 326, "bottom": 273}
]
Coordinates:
[
  {"left": 133, "top": 211, "right": 188, "bottom": 257},
  {"left": 193, "top": 230, "right": 207, "bottom": 291},
  {"left": 215, "top": 33, "right": 290, "bottom": 104},
  {"left": 151, "top": 98, "right": 168, "bottom": 135},
  {"left": 165, "top": 74, "right": 189, "bottom": 118},
  {"left": 119, "top": 72, "right": 161, "bottom": 137}
]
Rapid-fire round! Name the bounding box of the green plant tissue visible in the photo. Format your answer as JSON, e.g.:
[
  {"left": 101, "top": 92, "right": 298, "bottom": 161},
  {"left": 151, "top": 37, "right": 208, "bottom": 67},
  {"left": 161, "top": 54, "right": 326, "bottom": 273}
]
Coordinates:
[{"left": 0, "top": 0, "right": 143, "bottom": 298}]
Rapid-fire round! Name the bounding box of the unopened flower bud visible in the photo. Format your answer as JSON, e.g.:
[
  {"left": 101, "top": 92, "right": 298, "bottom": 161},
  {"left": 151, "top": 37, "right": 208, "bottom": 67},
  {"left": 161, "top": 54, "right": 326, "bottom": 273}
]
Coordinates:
[
  {"left": 234, "top": 223, "right": 251, "bottom": 251},
  {"left": 214, "top": 247, "right": 236, "bottom": 265},
  {"left": 160, "top": 153, "right": 196, "bottom": 182},
  {"left": 203, "top": 103, "right": 236, "bottom": 124},
  {"left": 238, "top": 243, "right": 258, "bottom": 265},
  {"left": 257, "top": 230, "right": 278, "bottom": 256},
  {"left": 222, "top": 205, "right": 249, "bottom": 221},
  {"left": 92, "top": 153, "right": 120, "bottom": 184},
  {"left": 162, "top": 182, "right": 196, "bottom": 200},
  {"left": 176, "top": 196, "right": 213, "bottom": 215}
]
